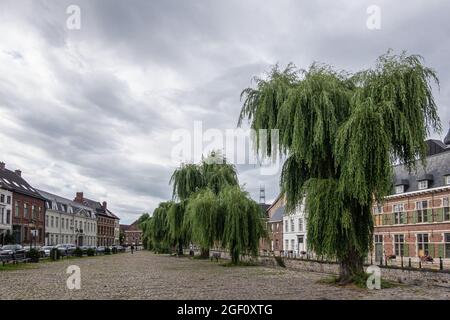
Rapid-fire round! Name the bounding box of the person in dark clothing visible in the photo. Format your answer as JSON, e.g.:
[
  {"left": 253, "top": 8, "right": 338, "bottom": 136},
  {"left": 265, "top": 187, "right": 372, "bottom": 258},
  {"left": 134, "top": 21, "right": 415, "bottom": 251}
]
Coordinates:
[{"left": 130, "top": 244, "right": 134, "bottom": 254}]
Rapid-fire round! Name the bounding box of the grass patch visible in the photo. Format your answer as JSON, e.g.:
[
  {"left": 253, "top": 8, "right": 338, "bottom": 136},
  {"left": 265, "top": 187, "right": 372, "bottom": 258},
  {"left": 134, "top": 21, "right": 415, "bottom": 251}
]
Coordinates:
[
  {"left": 317, "top": 273, "right": 398, "bottom": 289},
  {"left": 0, "top": 263, "right": 37, "bottom": 272}
]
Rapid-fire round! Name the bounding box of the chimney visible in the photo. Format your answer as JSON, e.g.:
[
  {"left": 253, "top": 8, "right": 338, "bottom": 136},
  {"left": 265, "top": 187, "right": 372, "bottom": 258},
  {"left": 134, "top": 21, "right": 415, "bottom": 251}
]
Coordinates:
[
  {"left": 102, "top": 201, "right": 107, "bottom": 210},
  {"left": 74, "top": 192, "right": 84, "bottom": 203},
  {"left": 0, "top": 162, "right": 5, "bottom": 170},
  {"left": 15, "top": 169, "right": 21, "bottom": 177}
]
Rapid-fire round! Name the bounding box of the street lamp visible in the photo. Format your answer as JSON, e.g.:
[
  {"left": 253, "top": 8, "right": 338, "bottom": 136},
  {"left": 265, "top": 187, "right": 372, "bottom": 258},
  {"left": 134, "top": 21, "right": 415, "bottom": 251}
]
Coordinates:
[{"left": 28, "top": 219, "right": 36, "bottom": 250}]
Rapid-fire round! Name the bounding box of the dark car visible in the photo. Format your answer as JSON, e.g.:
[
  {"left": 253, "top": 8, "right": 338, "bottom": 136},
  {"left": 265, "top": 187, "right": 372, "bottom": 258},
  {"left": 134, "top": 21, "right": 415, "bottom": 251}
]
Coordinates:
[{"left": 0, "top": 244, "right": 25, "bottom": 258}]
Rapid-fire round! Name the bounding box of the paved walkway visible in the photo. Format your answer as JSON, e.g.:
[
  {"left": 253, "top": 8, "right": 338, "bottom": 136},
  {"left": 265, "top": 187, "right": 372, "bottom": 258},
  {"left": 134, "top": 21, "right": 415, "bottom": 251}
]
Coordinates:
[{"left": 1, "top": 251, "right": 449, "bottom": 300}]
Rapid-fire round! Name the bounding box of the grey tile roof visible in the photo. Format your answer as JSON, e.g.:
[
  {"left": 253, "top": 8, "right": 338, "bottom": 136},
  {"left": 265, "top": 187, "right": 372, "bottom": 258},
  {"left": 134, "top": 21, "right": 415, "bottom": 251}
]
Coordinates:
[
  {"left": 393, "top": 147, "right": 450, "bottom": 193},
  {"left": 0, "top": 167, "right": 45, "bottom": 200},
  {"left": 37, "top": 189, "right": 96, "bottom": 218},
  {"left": 269, "top": 205, "right": 285, "bottom": 222}
]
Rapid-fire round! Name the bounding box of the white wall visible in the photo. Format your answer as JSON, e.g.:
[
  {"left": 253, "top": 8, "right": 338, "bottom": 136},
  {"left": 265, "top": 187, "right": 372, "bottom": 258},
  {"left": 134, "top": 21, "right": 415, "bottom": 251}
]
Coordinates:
[{"left": 282, "top": 203, "right": 307, "bottom": 256}]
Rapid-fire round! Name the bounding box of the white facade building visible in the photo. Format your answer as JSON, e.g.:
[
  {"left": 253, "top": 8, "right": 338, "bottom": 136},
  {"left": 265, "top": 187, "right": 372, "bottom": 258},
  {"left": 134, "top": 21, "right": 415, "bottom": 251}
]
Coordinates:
[
  {"left": 283, "top": 202, "right": 308, "bottom": 257},
  {"left": 38, "top": 190, "right": 97, "bottom": 246},
  {"left": 0, "top": 187, "right": 13, "bottom": 244}
]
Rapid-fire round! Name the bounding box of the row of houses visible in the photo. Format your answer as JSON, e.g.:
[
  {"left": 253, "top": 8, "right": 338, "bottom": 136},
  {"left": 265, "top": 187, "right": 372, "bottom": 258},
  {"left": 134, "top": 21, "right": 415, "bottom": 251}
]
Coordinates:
[
  {"left": 261, "top": 128, "right": 450, "bottom": 262},
  {"left": 0, "top": 162, "right": 122, "bottom": 247}
]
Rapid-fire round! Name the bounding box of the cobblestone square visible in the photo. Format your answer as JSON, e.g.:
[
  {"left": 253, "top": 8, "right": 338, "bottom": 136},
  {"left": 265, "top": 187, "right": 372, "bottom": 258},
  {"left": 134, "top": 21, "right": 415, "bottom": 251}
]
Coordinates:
[{"left": 1, "top": 251, "right": 449, "bottom": 300}]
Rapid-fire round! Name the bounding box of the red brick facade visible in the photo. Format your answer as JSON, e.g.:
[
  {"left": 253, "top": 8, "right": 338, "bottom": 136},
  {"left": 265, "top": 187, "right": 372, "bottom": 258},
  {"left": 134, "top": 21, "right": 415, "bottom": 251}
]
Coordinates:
[
  {"left": 372, "top": 187, "right": 450, "bottom": 260},
  {"left": 12, "top": 192, "right": 45, "bottom": 246},
  {"left": 260, "top": 195, "right": 285, "bottom": 255}
]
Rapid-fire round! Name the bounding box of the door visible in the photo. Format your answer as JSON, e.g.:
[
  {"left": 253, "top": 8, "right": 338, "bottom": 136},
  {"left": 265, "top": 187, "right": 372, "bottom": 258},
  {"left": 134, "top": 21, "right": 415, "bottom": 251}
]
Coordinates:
[
  {"left": 374, "top": 234, "right": 383, "bottom": 262},
  {"left": 298, "top": 235, "right": 305, "bottom": 254}
]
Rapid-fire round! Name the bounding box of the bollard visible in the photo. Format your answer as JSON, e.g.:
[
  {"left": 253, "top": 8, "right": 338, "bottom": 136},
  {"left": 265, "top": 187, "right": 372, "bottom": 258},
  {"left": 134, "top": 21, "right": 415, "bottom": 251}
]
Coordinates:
[
  {"left": 401, "top": 255, "right": 404, "bottom": 269},
  {"left": 408, "top": 258, "right": 411, "bottom": 268},
  {"left": 440, "top": 257, "right": 443, "bottom": 271},
  {"left": 419, "top": 260, "right": 422, "bottom": 269},
  {"left": 379, "top": 256, "right": 383, "bottom": 266}
]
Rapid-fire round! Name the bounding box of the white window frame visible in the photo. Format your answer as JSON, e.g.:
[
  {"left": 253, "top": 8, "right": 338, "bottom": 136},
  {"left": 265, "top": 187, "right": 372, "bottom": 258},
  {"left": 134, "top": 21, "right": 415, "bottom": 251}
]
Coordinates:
[
  {"left": 445, "top": 176, "right": 450, "bottom": 185},
  {"left": 395, "top": 185, "right": 404, "bottom": 194},
  {"left": 418, "top": 180, "right": 428, "bottom": 190}
]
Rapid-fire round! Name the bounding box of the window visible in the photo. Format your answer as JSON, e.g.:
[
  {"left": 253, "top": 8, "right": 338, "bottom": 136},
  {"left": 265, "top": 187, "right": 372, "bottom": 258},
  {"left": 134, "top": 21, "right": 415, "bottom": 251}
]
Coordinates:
[
  {"left": 445, "top": 233, "right": 450, "bottom": 259},
  {"left": 290, "top": 219, "right": 294, "bottom": 232},
  {"left": 395, "top": 185, "right": 404, "bottom": 194},
  {"left": 291, "top": 239, "right": 295, "bottom": 251},
  {"left": 374, "top": 234, "right": 383, "bottom": 243},
  {"left": 6, "top": 196, "right": 11, "bottom": 204},
  {"left": 32, "top": 205, "right": 36, "bottom": 219},
  {"left": 14, "top": 201, "right": 19, "bottom": 217},
  {"left": 38, "top": 207, "right": 42, "bottom": 219},
  {"left": 373, "top": 204, "right": 383, "bottom": 214},
  {"left": 24, "top": 203, "right": 28, "bottom": 218},
  {"left": 394, "top": 234, "right": 405, "bottom": 256},
  {"left": 417, "top": 233, "right": 429, "bottom": 256},
  {"left": 285, "top": 240, "right": 288, "bottom": 251},
  {"left": 0, "top": 208, "right": 4, "bottom": 224},
  {"left": 393, "top": 204, "right": 405, "bottom": 224},
  {"left": 61, "top": 218, "right": 64, "bottom": 230},
  {"left": 0, "top": 194, "right": 4, "bottom": 203},
  {"left": 298, "top": 218, "right": 303, "bottom": 232},
  {"left": 285, "top": 221, "right": 288, "bottom": 232},
  {"left": 51, "top": 216, "right": 54, "bottom": 228},
  {"left": 6, "top": 209, "right": 10, "bottom": 224},
  {"left": 418, "top": 180, "right": 428, "bottom": 190},
  {"left": 446, "top": 176, "right": 450, "bottom": 185},
  {"left": 45, "top": 215, "right": 48, "bottom": 227},
  {"left": 55, "top": 217, "right": 59, "bottom": 228},
  {"left": 444, "top": 198, "right": 450, "bottom": 221},
  {"left": 416, "top": 201, "right": 428, "bottom": 223}
]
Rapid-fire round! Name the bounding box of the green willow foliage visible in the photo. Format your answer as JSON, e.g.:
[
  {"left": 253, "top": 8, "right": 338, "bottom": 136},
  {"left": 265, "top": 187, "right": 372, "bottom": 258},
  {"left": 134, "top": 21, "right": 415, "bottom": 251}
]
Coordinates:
[
  {"left": 149, "top": 202, "right": 172, "bottom": 253},
  {"left": 239, "top": 51, "right": 440, "bottom": 279},
  {"left": 185, "top": 188, "right": 225, "bottom": 253},
  {"left": 170, "top": 164, "right": 204, "bottom": 201},
  {"left": 220, "top": 186, "right": 266, "bottom": 264}
]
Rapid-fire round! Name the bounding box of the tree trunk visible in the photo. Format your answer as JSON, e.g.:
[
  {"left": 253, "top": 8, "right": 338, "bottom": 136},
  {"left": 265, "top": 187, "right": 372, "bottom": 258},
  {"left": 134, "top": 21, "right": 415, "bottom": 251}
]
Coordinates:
[
  {"left": 177, "top": 241, "right": 183, "bottom": 256},
  {"left": 231, "top": 248, "right": 239, "bottom": 265},
  {"left": 338, "top": 248, "right": 364, "bottom": 284},
  {"left": 200, "top": 248, "right": 209, "bottom": 259}
]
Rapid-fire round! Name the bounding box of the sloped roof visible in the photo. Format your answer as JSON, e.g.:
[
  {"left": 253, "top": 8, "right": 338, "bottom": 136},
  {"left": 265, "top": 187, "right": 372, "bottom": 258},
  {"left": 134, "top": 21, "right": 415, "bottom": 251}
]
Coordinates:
[
  {"left": 269, "top": 205, "right": 285, "bottom": 222},
  {"left": 393, "top": 148, "right": 450, "bottom": 193},
  {"left": 0, "top": 167, "right": 45, "bottom": 200},
  {"left": 38, "top": 189, "right": 96, "bottom": 218}
]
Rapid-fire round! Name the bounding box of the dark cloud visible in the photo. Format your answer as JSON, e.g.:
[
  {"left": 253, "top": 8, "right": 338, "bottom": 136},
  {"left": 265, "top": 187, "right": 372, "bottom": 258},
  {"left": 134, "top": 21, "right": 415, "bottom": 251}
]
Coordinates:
[{"left": 1, "top": 0, "right": 450, "bottom": 223}]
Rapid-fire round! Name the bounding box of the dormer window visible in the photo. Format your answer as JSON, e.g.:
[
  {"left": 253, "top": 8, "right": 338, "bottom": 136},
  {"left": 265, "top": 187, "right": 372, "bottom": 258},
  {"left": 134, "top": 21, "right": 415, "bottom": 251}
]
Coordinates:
[
  {"left": 445, "top": 175, "right": 450, "bottom": 186},
  {"left": 395, "top": 185, "right": 404, "bottom": 194},
  {"left": 418, "top": 180, "right": 428, "bottom": 190}
]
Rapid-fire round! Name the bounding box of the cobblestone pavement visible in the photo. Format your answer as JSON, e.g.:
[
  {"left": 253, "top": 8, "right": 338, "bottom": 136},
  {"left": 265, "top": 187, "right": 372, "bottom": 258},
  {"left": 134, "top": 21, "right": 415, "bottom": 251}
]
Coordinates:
[{"left": 1, "top": 251, "right": 449, "bottom": 300}]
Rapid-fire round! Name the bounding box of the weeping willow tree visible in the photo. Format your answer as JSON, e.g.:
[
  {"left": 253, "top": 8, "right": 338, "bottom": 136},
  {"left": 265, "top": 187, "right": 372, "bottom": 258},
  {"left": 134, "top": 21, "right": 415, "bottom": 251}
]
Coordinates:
[
  {"left": 137, "top": 213, "right": 151, "bottom": 249},
  {"left": 167, "top": 202, "right": 189, "bottom": 255},
  {"left": 239, "top": 51, "right": 440, "bottom": 283},
  {"left": 185, "top": 188, "right": 225, "bottom": 257},
  {"left": 220, "top": 185, "right": 266, "bottom": 264},
  {"left": 147, "top": 202, "right": 172, "bottom": 253},
  {"left": 169, "top": 151, "right": 240, "bottom": 257}
]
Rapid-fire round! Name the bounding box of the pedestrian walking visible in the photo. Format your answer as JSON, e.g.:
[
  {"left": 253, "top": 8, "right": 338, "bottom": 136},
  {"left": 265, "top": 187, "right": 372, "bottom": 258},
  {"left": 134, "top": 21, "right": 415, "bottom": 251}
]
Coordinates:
[{"left": 130, "top": 244, "right": 134, "bottom": 254}]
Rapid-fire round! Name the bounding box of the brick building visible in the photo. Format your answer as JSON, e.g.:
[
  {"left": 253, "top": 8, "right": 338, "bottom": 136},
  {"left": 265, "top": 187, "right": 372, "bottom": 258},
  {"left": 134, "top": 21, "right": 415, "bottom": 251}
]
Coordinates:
[
  {"left": 260, "top": 195, "right": 285, "bottom": 255},
  {"left": 74, "top": 192, "right": 120, "bottom": 246},
  {"left": 120, "top": 220, "right": 143, "bottom": 246},
  {"left": 372, "top": 134, "right": 450, "bottom": 262},
  {"left": 0, "top": 162, "right": 46, "bottom": 246}
]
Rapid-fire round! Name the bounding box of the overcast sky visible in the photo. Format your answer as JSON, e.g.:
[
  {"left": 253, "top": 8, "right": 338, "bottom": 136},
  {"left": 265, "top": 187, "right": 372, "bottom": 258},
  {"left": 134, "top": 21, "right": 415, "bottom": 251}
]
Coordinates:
[{"left": 1, "top": 0, "right": 449, "bottom": 224}]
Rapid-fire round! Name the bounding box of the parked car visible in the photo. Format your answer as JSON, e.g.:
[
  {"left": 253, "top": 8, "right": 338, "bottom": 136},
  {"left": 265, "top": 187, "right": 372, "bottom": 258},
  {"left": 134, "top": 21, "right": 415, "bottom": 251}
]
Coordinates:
[
  {"left": 96, "top": 246, "right": 105, "bottom": 253},
  {"left": 116, "top": 245, "right": 125, "bottom": 252},
  {"left": 55, "top": 244, "right": 76, "bottom": 256},
  {"left": 0, "top": 244, "right": 25, "bottom": 257},
  {"left": 41, "top": 246, "right": 54, "bottom": 257}
]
